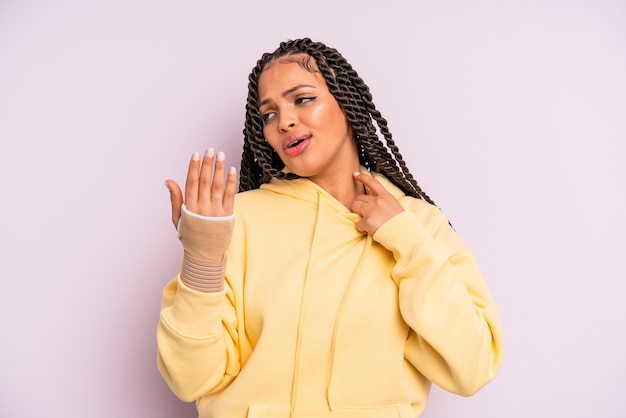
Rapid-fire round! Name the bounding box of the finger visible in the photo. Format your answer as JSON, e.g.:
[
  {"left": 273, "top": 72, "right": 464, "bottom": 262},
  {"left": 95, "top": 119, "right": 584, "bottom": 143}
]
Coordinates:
[
  {"left": 185, "top": 152, "right": 201, "bottom": 208},
  {"left": 198, "top": 148, "right": 216, "bottom": 204},
  {"left": 350, "top": 197, "right": 371, "bottom": 216},
  {"left": 210, "top": 151, "right": 227, "bottom": 207},
  {"left": 165, "top": 179, "right": 183, "bottom": 229},
  {"left": 353, "top": 172, "right": 387, "bottom": 196},
  {"left": 354, "top": 220, "right": 365, "bottom": 234},
  {"left": 222, "top": 166, "right": 238, "bottom": 214}
]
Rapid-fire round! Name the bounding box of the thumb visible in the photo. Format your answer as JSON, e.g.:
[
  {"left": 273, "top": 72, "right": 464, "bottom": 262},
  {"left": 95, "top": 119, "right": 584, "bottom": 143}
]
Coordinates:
[{"left": 165, "top": 180, "right": 183, "bottom": 230}]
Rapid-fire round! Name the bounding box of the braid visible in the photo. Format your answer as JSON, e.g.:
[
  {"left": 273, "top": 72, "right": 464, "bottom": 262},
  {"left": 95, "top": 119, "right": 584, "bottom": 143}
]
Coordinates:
[{"left": 239, "top": 38, "right": 436, "bottom": 206}]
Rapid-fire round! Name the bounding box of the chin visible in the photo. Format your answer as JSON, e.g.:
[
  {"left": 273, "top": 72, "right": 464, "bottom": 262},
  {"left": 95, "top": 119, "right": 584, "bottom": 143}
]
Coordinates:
[{"left": 282, "top": 163, "right": 315, "bottom": 178}]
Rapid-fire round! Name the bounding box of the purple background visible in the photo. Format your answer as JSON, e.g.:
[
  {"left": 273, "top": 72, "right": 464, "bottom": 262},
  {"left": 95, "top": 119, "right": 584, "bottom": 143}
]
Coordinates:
[{"left": 1, "top": 0, "right": 624, "bottom": 417}]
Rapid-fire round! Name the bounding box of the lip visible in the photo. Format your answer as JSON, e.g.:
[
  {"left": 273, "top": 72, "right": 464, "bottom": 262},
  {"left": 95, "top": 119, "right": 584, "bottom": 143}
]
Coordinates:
[{"left": 282, "top": 133, "right": 311, "bottom": 156}]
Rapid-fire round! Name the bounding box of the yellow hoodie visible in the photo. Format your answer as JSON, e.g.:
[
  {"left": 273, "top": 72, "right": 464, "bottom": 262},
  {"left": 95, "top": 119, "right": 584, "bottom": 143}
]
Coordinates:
[{"left": 157, "top": 171, "right": 503, "bottom": 418}]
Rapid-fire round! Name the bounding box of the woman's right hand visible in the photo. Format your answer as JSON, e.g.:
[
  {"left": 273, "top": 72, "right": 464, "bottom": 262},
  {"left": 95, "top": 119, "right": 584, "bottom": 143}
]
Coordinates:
[{"left": 165, "top": 148, "right": 238, "bottom": 229}]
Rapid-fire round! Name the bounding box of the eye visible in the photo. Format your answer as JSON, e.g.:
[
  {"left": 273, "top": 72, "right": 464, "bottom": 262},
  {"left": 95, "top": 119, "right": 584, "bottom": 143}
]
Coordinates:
[
  {"left": 295, "top": 96, "right": 317, "bottom": 104},
  {"left": 261, "top": 111, "right": 275, "bottom": 123}
]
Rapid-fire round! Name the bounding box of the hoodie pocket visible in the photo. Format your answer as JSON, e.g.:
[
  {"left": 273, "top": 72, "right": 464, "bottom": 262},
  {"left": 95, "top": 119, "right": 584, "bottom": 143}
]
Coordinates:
[{"left": 247, "top": 403, "right": 414, "bottom": 417}]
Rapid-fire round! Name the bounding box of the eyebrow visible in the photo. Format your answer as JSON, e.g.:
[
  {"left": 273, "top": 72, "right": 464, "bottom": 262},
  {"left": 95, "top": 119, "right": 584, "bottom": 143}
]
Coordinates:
[{"left": 259, "top": 84, "right": 317, "bottom": 107}]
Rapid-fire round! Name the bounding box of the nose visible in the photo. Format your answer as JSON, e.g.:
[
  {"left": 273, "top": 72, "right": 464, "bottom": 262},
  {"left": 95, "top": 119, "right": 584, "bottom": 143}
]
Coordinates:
[
  {"left": 278, "top": 110, "right": 297, "bottom": 133},
  {"left": 280, "top": 122, "right": 295, "bottom": 133}
]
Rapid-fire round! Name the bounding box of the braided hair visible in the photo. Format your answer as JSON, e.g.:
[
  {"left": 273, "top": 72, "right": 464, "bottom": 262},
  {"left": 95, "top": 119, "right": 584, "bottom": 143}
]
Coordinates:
[{"left": 239, "top": 38, "right": 435, "bottom": 205}]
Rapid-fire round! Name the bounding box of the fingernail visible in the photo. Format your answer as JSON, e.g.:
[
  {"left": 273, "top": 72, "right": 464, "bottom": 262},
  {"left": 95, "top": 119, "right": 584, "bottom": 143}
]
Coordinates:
[
  {"left": 206, "top": 147, "right": 215, "bottom": 158},
  {"left": 353, "top": 172, "right": 360, "bottom": 177},
  {"left": 164, "top": 181, "right": 170, "bottom": 191},
  {"left": 192, "top": 152, "right": 200, "bottom": 161},
  {"left": 217, "top": 151, "right": 225, "bottom": 161},
  {"left": 229, "top": 167, "right": 236, "bottom": 175}
]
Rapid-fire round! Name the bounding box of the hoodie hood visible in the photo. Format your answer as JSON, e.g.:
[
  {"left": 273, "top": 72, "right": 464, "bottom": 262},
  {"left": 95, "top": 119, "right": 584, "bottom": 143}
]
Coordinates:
[{"left": 259, "top": 167, "right": 406, "bottom": 212}]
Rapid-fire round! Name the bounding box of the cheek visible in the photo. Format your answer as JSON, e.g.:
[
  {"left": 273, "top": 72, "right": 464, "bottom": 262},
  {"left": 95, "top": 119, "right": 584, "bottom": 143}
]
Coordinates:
[
  {"left": 312, "top": 102, "right": 349, "bottom": 134},
  {"left": 307, "top": 104, "right": 328, "bottom": 125}
]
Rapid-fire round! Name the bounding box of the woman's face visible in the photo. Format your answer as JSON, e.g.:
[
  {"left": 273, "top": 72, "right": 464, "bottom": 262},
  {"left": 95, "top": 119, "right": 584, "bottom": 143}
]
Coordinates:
[{"left": 258, "top": 57, "right": 359, "bottom": 182}]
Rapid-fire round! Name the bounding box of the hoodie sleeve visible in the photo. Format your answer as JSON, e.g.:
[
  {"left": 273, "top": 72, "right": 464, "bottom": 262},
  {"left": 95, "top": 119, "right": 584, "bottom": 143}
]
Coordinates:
[
  {"left": 372, "top": 199, "right": 503, "bottom": 396},
  {"left": 156, "top": 273, "right": 240, "bottom": 402}
]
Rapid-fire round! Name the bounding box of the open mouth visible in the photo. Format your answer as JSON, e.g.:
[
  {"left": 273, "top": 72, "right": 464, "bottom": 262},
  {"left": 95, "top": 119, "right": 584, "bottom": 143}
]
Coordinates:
[
  {"left": 283, "top": 135, "right": 310, "bottom": 156},
  {"left": 287, "top": 139, "right": 305, "bottom": 149}
]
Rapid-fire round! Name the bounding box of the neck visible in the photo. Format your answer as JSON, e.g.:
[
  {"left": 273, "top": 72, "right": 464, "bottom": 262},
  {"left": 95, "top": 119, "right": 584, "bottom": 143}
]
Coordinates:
[{"left": 309, "top": 168, "right": 365, "bottom": 209}]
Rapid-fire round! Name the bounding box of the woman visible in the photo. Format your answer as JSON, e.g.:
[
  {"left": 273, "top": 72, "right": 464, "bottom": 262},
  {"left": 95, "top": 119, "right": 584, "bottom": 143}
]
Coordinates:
[{"left": 158, "top": 38, "right": 503, "bottom": 418}]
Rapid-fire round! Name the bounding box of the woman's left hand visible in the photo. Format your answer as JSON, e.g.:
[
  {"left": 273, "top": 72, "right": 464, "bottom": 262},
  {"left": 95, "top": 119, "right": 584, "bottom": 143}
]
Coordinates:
[{"left": 351, "top": 173, "right": 404, "bottom": 235}]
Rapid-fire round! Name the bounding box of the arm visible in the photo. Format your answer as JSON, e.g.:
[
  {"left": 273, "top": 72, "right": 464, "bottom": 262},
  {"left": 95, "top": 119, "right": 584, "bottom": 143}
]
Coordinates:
[
  {"left": 157, "top": 149, "right": 241, "bottom": 401},
  {"left": 374, "top": 204, "right": 503, "bottom": 395},
  {"left": 352, "top": 172, "right": 503, "bottom": 396},
  {"left": 157, "top": 272, "right": 240, "bottom": 401}
]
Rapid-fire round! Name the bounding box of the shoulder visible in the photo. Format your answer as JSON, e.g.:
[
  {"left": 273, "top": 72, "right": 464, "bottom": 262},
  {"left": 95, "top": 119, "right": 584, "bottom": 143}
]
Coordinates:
[
  {"left": 233, "top": 188, "right": 273, "bottom": 214},
  {"left": 233, "top": 183, "right": 299, "bottom": 218},
  {"left": 234, "top": 188, "right": 269, "bottom": 203},
  {"left": 370, "top": 171, "right": 450, "bottom": 231},
  {"left": 400, "top": 196, "right": 447, "bottom": 224}
]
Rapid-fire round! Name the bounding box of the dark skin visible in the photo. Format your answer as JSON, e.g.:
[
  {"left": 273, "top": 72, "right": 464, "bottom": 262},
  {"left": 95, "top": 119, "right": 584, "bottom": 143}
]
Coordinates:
[
  {"left": 165, "top": 60, "right": 404, "bottom": 235},
  {"left": 165, "top": 148, "right": 238, "bottom": 227},
  {"left": 351, "top": 171, "right": 405, "bottom": 235}
]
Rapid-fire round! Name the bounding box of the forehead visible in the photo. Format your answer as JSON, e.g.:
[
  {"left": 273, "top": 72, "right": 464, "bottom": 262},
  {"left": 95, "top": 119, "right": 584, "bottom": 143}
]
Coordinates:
[
  {"left": 258, "top": 59, "right": 326, "bottom": 100},
  {"left": 264, "top": 53, "right": 320, "bottom": 74}
]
